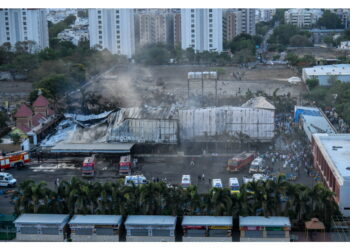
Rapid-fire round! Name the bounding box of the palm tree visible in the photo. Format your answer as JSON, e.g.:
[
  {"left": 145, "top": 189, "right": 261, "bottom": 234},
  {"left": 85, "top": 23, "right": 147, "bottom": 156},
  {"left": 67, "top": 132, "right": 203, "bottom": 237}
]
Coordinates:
[{"left": 209, "top": 188, "right": 233, "bottom": 216}]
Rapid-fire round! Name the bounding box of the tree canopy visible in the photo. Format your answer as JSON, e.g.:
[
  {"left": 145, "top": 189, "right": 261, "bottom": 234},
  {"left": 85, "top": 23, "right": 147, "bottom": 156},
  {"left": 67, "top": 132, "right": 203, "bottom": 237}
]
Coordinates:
[{"left": 317, "top": 10, "right": 343, "bottom": 29}]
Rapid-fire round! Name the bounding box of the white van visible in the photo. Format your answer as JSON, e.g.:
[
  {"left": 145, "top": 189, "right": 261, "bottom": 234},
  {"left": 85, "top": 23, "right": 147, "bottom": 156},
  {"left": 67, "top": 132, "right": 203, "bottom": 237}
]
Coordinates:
[
  {"left": 124, "top": 175, "right": 148, "bottom": 186},
  {"left": 229, "top": 177, "right": 240, "bottom": 194},
  {"left": 0, "top": 173, "right": 17, "bottom": 187},
  {"left": 212, "top": 179, "right": 223, "bottom": 188},
  {"left": 181, "top": 175, "right": 191, "bottom": 188},
  {"left": 249, "top": 157, "right": 264, "bottom": 174}
]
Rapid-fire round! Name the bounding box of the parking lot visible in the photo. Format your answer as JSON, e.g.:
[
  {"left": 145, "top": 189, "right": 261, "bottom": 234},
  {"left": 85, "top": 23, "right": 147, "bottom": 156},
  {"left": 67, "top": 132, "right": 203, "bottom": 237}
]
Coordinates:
[{"left": 0, "top": 131, "right": 316, "bottom": 215}]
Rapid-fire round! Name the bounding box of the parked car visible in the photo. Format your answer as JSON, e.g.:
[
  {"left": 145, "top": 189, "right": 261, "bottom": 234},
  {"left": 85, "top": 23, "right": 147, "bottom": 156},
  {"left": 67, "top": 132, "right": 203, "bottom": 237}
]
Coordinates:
[
  {"left": 0, "top": 172, "right": 17, "bottom": 187},
  {"left": 212, "top": 179, "right": 223, "bottom": 188}
]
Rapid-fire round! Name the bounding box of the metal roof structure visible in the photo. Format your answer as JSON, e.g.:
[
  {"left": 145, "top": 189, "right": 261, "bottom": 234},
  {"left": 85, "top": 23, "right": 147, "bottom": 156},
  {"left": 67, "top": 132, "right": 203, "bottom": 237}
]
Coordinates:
[
  {"left": 241, "top": 96, "right": 276, "bottom": 110},
  {"left": 300, "top": 114, "right": 336, "bottom": 141},
  {"left": 312, "top": 134, "right": 350, "bottom": 183},
  {"left": 182, "top": 216, "right": 232, "bottom": 226},
  {"left": 303, "top": 64, "right": 350, "bottom": 76},
  {"left": 14, "top": 214, "right": 70, "bottom": 225},
  {"left": 239, "top": 216, "right": 291, "bottom": 227},
  {"left": 125, "top": 215, "right": 176, "bottom": 226},
  {"left": 51, "top": 143, "right": 134, "bottom": 153},
  {"left": 69, "top": 215, "right": 122, "bottom": 226}
]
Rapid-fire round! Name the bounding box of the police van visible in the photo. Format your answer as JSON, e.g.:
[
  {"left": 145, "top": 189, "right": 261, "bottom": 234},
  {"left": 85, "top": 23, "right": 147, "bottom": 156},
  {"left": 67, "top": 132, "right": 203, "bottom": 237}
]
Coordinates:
[{"left": 0, "top": 173, "right": 17, "bottom": 187}]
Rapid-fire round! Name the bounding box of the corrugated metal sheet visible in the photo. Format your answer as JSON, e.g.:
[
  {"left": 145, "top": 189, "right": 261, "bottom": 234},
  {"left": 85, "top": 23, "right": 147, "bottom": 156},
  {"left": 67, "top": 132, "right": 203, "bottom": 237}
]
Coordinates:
[
  {"left": 182, "top": 216, "right": 232, "bottom": 226},
  {"left": 239, "top": 216, "right": 291, "bottom": 227},
  {"left": 179, "top": 107, "right": 274, "bottom": 141},
  {"left": 125, "top": 216, "right": 176, "bottom": 227},
  {"left": 69, "top": 215, "right": 122, "bottom": 226},
  {"left": 14, "top": 214, "right": 70, "bottom": 226}
]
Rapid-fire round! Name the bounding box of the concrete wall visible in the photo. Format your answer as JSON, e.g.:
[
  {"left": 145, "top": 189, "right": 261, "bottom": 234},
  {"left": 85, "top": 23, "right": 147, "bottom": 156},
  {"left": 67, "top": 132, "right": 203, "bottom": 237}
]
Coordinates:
[
  {"left": 71, "top": 234, "right": 119, "bottom": 242},
  {"left": 126, "top": 236, "right": 175, "bottom": 242}
]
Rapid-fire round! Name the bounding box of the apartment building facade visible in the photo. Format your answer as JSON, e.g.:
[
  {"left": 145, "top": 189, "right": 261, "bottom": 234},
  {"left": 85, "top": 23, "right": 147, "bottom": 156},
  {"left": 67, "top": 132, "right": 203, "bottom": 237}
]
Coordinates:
[
  {"left": 137, "top": 11, "right": 174, "bottom": 47},
  {"left": 0, "top": 8, "right": 49, "bottom": 52},
  {"left": 88, "top": 8, "right": 135, "bottom": 58},
  {"left": 223, "top": 9, "right": 256, "bottom": 42},
  {"left": 284, "top": 9, "right": 323, "bottom": 28},
  {"left": 181, "top": 8, "right": 223, "bottom": 52}
]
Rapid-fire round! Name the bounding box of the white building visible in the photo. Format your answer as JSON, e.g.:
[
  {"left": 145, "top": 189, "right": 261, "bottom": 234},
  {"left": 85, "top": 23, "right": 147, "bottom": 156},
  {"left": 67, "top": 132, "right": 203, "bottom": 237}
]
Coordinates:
[
  {"left": 181, "top": 8, "right": 223, "bottom": 52},
  {"left": 88, "top": 9, "right": 135, "bottom": 58},
  {"left": 0, "top": 9, "right": 49, "bottom": 52},
  {"left": 312, "top": 134, "right": 350, "bottom": 216},
  {"left": 284, "top": 9, "right": 323, "bottom": 28},
  {"left": 302, "top": 64, "right": 350, "bottom": 86},
  {"left": 255, "top": 9, "right": 275, "bottom": 23},
  {"left": 57, "top": 28, "right": 89, "bottom": 46},
  {"left": 339, "top": 41, "right": 350, "bottom": 50}
]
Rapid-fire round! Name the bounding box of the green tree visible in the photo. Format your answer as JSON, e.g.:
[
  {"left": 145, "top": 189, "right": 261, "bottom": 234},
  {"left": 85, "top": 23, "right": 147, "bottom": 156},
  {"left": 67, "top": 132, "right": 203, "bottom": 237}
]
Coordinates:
[
  {"left": 11, "top": 133, "right": 21, "bottom": 145},
  {"left": 306, "top": 78, "right": 319, "bottom": 89},
  {"left": 77, "top": 10, "right": 88, "bottom": 18},
  {"left": 289, "top": 35, "right": 312, "bottom": 47},
  {"left": 0, "top": 111, "right": 8, "bottom": 128},
  {"left": 34, "top": 74, "right": 72, "bottom": 102},
  {"left": 317, "top": 10, "right": 343, "bottom": 29}
]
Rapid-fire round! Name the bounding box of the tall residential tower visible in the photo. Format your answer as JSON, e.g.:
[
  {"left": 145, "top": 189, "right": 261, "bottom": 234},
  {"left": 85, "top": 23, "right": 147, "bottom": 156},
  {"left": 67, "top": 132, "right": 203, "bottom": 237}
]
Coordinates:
[
  {"left": 0, "top": 8, "right": 49, "bottom": 52},
  {"left": 88, "top": 8, "right": 135, "bottom": 58},
  {"left": 181, "top": 8, "right": 223, "bottom": 52}
]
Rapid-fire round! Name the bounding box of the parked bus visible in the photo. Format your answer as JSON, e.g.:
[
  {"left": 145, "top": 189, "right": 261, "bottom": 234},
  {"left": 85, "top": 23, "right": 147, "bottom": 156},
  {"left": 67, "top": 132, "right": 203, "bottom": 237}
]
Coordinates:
[
  {"left": 229, "top": 177, "right": 240, "bottom": 194},
  {"left": 82, "top": 155, "right": 96, "bottom": 177}
]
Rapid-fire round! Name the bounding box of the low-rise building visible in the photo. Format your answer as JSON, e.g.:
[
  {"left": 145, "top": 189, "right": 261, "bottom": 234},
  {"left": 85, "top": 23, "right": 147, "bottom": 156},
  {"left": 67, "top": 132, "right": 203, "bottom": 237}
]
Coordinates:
[
  {"left": 339, "top": 41, "right": 350, "bottom": 50},
  {"left": 302, "top": 64, "right": 350, "bottom": 86},
  {"left": 124, "top": 215, "right": 176, "bottom": 242},
  {"left": 239, "top": 216, "right": 291, "bottom": 242},
  {"left": 68, "top": 215, "right": 122, "bottom": 242},
  {"left": 14, "top": 214, "right": 70, "bottom": 241},
  {"left": 294, "top": 106, "right": 336, "bottom": 141},
  {"left": 312, "top": 133, "right": 350, "bottom": 216},
  {"left": 284, "top": 9, "right": 323, "bottom": 28},
  {"left": 182, "top": 216, "right": 232, "bottom": 242}
]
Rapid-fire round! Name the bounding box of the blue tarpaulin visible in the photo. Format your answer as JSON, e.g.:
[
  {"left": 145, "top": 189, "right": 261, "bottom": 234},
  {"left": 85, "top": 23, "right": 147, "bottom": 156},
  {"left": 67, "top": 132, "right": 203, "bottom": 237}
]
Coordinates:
[{"left": 294, "top": 109, "right": 321, "bottom": 123}]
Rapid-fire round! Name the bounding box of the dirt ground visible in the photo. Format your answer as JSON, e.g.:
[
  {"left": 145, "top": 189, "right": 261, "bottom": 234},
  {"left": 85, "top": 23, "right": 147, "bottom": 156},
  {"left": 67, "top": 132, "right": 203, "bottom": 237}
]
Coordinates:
[
  {"left": 71, "top": 64, "right": 306, "bottom": 112},
  {"left": 286, "top": 47, "right": 343, "bottom": 59}
]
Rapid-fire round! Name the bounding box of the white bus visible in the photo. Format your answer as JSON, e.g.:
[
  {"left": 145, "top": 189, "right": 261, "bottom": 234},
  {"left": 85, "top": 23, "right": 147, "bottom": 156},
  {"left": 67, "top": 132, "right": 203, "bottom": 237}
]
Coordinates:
[{"left": 229, "top": 177, "right": 240, "bottom": 194}]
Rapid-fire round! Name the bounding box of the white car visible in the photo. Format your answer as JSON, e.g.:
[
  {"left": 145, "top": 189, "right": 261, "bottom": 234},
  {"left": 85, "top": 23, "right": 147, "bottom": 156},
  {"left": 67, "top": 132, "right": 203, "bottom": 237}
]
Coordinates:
[
  {"left": 212, "top": 179, "right": 223, "bottom": 188},
  {"left": 249, "top": 157, "right": 264, "bottom": 174},
  {"left": 181, "top": 175, "right": 191, "bottom": 188},
  {"left": 0, "top": 172, "right": 17, "bottom": 187}
]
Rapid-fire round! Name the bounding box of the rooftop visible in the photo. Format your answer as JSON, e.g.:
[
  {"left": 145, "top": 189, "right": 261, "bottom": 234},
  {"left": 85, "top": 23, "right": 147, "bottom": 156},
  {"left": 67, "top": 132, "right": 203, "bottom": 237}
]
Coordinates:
[
  {"left": 239, "top": 216, "right": 291, "bottom": 227},
  {"left": 125, "top": 215, "right": 176, "bottom": 226},
  {"left": 313, "top": 134, "right": 350, "bottom": 182},
  {"left": 14, "top": 214, "right": 70, "bottom": 225},
  {"left": 182, "top": 216, "right": 232, "bottom": 226},
  {"left": 303, "top": 64, "right": 350, "bottom": 76},
  {"left": 301, "top": 114, "right": 336, "bottom": 135},
  {"left": 51, "top": 143, "right": 135, "bottom": 154},
  {"left": 14, "top": 104, "right": 32, "bottom": 118},
  {"left": 69, "top": 215, "right": 122, "bottom": 225},
  {"left": 241, "top": 96, "right": 276, "bottom": 110},
  {"left": 33, "top": 95, "right": 49, "bottom": 107}
]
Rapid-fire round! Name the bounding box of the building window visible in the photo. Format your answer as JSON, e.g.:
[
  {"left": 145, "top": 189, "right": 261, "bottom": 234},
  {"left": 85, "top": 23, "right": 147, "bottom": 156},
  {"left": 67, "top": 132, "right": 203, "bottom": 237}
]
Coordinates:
[
  {"left": 5, "top": 17, "right": 8, "bottom": 21},
  {"left": 116, "top": 15, "right": 119, "bottom": 18},
  {"left": 24, "top": 37, "right": 27, "bottom": 40},
  {"left": 117, "top": 35, "right": 120, "bottom": 39},
  {"left": 209, "top": 29, "right": 212, "bottom": 32},
  {"left": 191, "top": 29, "right": 194, "bottom": 33},
  {"left": 191, "top": 34, "right": 195, "bottom": 38},
  {"left": 209, "top": 44, "right": 213, "bottom": 47},
  {"left": 99, "top": 41, "right": 102, "bottom": 44},
  {"left": 24, "top": 27, "right": 27, "bottom": 30},
  {"left": 5, "top": 22, "right": 9, "bottom": 25},
  {"left": 117, "top": 30, "right": 120, "bottom": 34},
  {"left": 209, "top": 9, "right": 212, "bottom": 12},
  {"left": 7, "top": 37, "right": 10, "bottom": 40},
  {"left": 209, "top": 14, "right": 212, "bottom": 17},
  {"left": 116, "top": 20, "right": 119, "bottom": 24},
  {"left": 6, "top": 32, "right": 9, "bottom": 35},
  {"left": 99, "top": 31, "right": 102, "bottom": 34},
  {"left": 117, "top": 45, "right": 120, "bottom": 49},
  {"left": 191, "top": 39, "right": 195, "bottom": 43},
  {"left": 191, "top": 14, "right": 194, "bottom": 18},
  {"left": 191, "top": 9, "right": 194, "bottom": 13},
  {"left": 209, "top": 34, "right": 212, "bottom": 38},
  {"left": 6, "top": 27, "right": 9, "bottom": 30},
  {"left": 209, "top": 19, "right": 212, "bottom": 23},
  {"left": 23, "top": 17, "right": 26, "bottom": 20},
  {"left": 98, "top": 21, "right": 102, "bottom": 24},
  {"left": 116, "top": 25, "right": 119, "bottom": 29},
  {"left": 98, "top": 15, "right": 101, "bottom": 19},
  {"left": 23, "top": 22, "right": 26, "bottom": 25},
  {"left": 22, "top": 12, "right": 26, "bottom": 15},
  {"left": 191, "top": 24, "right": 194, "bottom": 28},
  {"left": 98, "top": 26, "right": 102, "bottom": 29},
  {"left": 99, "top": 36, "right": 102, "bottom": 39},
  {"left": 5, "top": 12, "right": 8, "bottom": 15},
  {"left": 209, "top": 39, "right": 213, "bottom": 42}
]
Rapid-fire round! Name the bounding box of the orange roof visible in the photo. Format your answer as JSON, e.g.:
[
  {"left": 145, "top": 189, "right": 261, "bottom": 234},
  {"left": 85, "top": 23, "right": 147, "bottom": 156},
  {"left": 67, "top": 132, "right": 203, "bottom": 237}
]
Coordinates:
[
  {"left": 33, "top": 95, "right": 49, "bottom": 107},
  {"left": 14, "top": 104, "right": 32, "bottom": 118},
  {"left": 32, "top": 113, "right": 46, "bottom": 127}
]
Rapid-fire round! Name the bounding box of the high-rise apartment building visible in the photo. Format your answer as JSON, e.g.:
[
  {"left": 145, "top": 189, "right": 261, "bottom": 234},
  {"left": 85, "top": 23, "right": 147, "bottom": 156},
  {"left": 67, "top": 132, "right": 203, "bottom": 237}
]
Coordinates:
[
  {"left": 88, "top": 9, "right": 135, "bottom": 58},
  {"left": 0, "top": 8, "right": 49, "bottom": 52},
  {"left": 173, "top": 13, "right": 181, "bottom": 47},
  {"left": 181, "top": 8, "right": 223, "bottom": 52},
  {"left": 255, "top": 9, "right": 275, "bottom": 23},
  {"left": 137, "top": 10, "right": 174, "bottom": 47},
  {"left": 284, "top": 9, "right": 323, "bottom": 28},
  {"left": 223, "top": 9, "right": 256, "bottom": 42}
]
